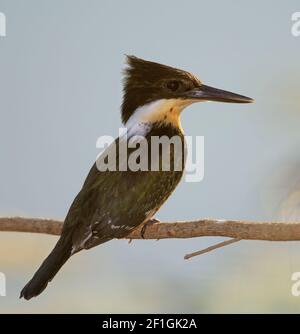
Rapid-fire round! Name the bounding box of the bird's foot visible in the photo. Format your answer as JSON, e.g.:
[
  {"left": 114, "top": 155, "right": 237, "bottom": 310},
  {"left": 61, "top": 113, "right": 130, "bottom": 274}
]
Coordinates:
[{"left": 141, "top": 218, "right": 160, "bottom": 239}]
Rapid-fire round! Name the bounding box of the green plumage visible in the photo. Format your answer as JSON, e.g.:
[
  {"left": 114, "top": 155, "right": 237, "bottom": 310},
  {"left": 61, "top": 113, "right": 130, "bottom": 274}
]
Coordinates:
[
  {"left": 67, "top": 122, "right": 186, "bottom": 251},
  {"left": 20, "top": 122, "right": 186, "bottom": 300}
]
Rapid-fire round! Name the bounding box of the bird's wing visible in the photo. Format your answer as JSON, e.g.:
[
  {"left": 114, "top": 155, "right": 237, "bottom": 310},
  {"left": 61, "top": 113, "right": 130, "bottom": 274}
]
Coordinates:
[{"left": 65, "top": 168, "right": 172, "bottom": 251}]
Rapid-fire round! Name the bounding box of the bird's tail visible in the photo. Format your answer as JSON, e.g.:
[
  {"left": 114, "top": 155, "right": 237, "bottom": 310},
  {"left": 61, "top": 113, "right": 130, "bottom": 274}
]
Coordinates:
[{"left": 20, "top": 232, "right": 73, "bottom": 300}]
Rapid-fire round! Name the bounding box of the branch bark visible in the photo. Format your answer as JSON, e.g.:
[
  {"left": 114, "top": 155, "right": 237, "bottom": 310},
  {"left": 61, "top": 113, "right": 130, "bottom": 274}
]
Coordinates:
[
  {"left": 0, "top": 216, "right": 299, "bottom": 241},
  {"left": 1, "top": 217, "right": 299, "bottom": 259}
]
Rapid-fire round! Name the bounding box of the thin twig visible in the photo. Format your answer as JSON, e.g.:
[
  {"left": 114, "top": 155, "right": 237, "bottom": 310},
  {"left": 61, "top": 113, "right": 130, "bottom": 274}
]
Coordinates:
[{"left": 184, "top": 238, "right": 241, "bottom": 260}]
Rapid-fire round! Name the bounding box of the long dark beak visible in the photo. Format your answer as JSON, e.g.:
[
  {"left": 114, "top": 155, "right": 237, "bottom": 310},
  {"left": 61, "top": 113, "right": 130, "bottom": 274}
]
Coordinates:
[{"left": 184, "top": 84, "right": 254, "bottom": 103}]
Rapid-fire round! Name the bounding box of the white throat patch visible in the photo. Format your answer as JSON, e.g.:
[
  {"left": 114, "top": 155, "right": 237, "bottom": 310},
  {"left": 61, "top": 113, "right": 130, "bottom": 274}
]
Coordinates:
[{"left": 125, "top": 99, "right": 193, "bottom": 135}]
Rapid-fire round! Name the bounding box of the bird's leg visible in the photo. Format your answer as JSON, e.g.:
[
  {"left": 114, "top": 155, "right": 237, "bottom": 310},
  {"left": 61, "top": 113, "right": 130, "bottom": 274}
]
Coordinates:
[{"left": 141, "top": 218, "right": 160, "bottom": 239}]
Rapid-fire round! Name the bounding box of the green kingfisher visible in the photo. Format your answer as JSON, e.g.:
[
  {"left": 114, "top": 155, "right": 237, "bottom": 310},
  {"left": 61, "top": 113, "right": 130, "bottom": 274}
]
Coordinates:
[{"left": 20, "top": 56, "right": 253, "bottom": 300}]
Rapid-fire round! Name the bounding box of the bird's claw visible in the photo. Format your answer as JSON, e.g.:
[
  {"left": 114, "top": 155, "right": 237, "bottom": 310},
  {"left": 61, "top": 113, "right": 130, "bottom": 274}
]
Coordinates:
[{"left": 141, "top": 218, "right": 160, "bottom": 239}]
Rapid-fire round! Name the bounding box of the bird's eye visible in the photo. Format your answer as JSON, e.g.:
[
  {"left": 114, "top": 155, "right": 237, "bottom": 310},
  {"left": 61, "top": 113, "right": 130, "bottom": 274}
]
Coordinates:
[{"left": 166, "top": 80, "right": 180, "bottom": 92}]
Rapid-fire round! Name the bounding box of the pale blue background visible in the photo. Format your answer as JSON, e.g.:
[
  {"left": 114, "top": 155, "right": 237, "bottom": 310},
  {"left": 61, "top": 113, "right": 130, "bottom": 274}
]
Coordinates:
[{"left": 0, "top": 0, "right": 300, "bottom": 313}]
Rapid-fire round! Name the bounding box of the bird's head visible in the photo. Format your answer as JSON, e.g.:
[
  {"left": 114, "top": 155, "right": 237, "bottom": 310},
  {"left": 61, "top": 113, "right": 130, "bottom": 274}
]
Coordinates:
[{"left": 121, "top": 56, "right": 253, "bottom": 130}]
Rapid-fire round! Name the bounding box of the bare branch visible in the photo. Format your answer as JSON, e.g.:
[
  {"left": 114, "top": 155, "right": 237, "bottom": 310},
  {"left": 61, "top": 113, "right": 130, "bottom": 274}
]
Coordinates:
[
  {"left": 0, "top": 217, "right": 299, "bottom": 241},
  {"left": 0, "top": 217, "right": 63, "bottom": 235}
]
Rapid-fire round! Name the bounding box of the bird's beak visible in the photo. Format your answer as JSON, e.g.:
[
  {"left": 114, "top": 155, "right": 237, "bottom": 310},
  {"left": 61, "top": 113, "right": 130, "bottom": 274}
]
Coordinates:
[{"left": 184, "top": 84, "right": 254, "bottom": 104}]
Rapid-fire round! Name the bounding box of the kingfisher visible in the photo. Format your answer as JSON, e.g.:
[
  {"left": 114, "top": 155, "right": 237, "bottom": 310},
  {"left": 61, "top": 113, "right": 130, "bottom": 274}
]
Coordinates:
[{"left": 20, "top": 56, "right": 253, "bottom": 300}]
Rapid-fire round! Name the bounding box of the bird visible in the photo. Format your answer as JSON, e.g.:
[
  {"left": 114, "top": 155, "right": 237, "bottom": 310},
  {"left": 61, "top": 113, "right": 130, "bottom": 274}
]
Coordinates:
[{"left": 20, "top": 55, "right": 253, "bottom": 300}]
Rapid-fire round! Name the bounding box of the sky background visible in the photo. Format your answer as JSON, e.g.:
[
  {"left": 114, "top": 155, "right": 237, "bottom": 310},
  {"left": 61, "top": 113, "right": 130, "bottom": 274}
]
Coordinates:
[{"left": 0, "top": 0, "right": 300, "bottom": 313}]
